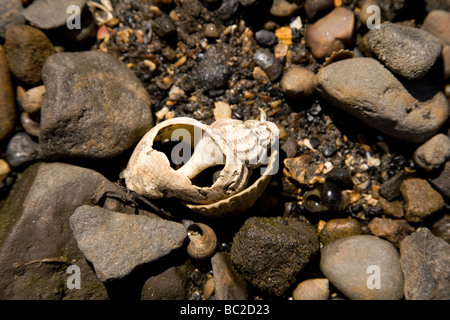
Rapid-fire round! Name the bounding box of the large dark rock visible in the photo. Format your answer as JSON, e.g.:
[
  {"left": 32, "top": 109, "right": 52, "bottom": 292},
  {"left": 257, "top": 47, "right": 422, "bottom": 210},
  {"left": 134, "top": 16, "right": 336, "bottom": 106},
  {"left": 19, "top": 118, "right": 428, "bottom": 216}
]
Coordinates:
[
  {"left": 400, "top": 228, "right": 450, "bottom": 300},
  {"left": 0, "top": 162, "right": 131, "bottom": 299},
  {"left": 230, "top": 216, "right": 319, "bottom": 296},
  {"left": 39, "top": 51, "right": 153, "bottom": 160}
]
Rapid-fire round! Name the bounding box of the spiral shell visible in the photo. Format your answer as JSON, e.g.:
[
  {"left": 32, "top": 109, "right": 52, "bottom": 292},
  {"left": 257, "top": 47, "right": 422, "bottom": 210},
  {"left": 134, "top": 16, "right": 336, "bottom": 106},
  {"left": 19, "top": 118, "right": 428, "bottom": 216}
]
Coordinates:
[
  {"left": 187, "top": 223, "right": 217, "bottom": 260},
  {"left": 187, "top": 150, "right": 279, "bottom": 217},
  {"left": 121, "top": 117, "right": 249, "bottom": 204}
]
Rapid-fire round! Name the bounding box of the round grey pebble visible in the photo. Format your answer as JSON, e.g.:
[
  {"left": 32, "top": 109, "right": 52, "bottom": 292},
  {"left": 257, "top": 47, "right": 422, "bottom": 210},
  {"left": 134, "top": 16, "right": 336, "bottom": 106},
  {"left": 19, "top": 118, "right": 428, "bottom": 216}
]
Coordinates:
[
  {"left": 6, "top": 132, "right": 41, "bottom": 168},
  {"left": 255, "top": 30, "right": 278, "bottom": 47},
  {"left": 320, "top": 235, "right": 405, "bottom": 300}
]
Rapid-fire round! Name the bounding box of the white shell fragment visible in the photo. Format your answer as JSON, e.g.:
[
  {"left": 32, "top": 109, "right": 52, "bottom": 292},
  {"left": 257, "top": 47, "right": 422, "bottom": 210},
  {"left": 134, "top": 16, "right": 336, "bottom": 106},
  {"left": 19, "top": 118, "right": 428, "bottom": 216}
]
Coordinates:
[{"left": 121, "top": 115, "right": 280, "bottom": 216}]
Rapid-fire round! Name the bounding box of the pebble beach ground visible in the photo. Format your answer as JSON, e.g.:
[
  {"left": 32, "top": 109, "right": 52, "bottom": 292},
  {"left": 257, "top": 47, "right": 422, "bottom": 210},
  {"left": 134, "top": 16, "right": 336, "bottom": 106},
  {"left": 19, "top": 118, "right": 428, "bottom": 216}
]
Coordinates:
[{"left": 0, "top": 0, "right": 449, "bottom": 302}]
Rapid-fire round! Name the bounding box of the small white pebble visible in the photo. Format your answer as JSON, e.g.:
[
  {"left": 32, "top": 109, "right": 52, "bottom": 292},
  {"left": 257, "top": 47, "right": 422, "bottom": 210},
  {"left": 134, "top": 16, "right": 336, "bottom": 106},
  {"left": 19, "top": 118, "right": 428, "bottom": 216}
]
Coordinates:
[
  {"left": 323, "top": 161, "right": 333, "bottom": 174},
  {"left": 289, "top": 16, "right": 303, "bottom": 31},
  {"left": 214, "top": 101, "right": 232, "bottom": 120}
]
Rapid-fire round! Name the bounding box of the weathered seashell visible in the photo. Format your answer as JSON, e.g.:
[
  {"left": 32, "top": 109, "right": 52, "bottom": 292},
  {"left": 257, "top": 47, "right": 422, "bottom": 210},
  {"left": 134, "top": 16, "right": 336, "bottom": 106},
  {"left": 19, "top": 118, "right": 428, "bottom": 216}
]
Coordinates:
[
  {"left": 122, "top": 115, "right": 279, "bottom": 217},
  {"left": 322, "top": 49, "right": 355, "bottom": 67},
  {"left": 121, "top": 117, "right": 249, "bottom": 205},
  {"left": 186, "top": 223, "right": 217, "bottom": 260},
  {"left": 87, "top": 0, "right": 115, "bottom": 26},
  {"left": 303, "top": 182, "right": 344, "bottom": 213},
  {"left": 186, "top": 150, "right": 279, "bottom": 217},
  {"left": 178, "top": 114, "right": 279, "bottom": 179}
]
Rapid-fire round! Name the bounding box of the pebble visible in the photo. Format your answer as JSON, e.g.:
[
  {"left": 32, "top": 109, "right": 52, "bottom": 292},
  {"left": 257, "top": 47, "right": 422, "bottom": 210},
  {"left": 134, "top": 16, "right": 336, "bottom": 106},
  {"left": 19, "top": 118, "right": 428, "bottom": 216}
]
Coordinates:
[
  {"left": 0, "top": 45, "right": 16, "bottom": 141},
  {"left": 363, "top": 22, "right": 442, "bottom": 80},
  {"left": 204, "top": 23, "right": 220, "bottom": 39},
  {"left": 413, "top": 134, "right": 450, "bottom": 172},
  {"left": 321, "top": 145, "right": 336, "bottom": 157},
  {"left": 425, "top": 0, "right": 450, "bottom": 12},
  {"left": 213, "top": 101, "right": 232, "bottom": 120},
  {"left": 39, "top": 51, "right": 153, "bottom": 160},
  {"left": 280, "top": 66, "right": 316, "bottom": 99},
  {"left": 19, "top": 85, "right": 45, "bottom": 114},
  {"left": 400, "top": 228, "right": 450, "bottom": 300},
  {"left": 6, "top": 132, "right": 40, "bottom": 168},
  {"left": 211, "top": 252, "right": 248, "bottom": 300},
  {"left": 304, "top": 0, "right": 334, "bottom": 20},
  {"left": 203, "top": 276, "right": 215, "bottom": 299},
  {"left": 239, "top": 0, "right": 257, "bottom": 6},
  {"left": 4, "top": 24, "right": 55, "bottom": 85},
  {"left": 230, "top": 216, "right": 319, "bottom": 296},
  {"left": 431, "top": 214, "right": 450, "bottom": 243},
  {"left": 0, "top": 0, "right": 25, "bottom": 39},
  {"left": 368, "top": 217, "right": 414, "bottom": 247},
  {"left": 315, "top": 57, "right": 449, "bottom": 144},
  {"left": 292, "top": 278, "right": 330, "bottom": 300},
  {"left": 252, "top": 66, "right": 270, "bottom": 84},
  {"left": 326, "top": 167, "right": 353, "bottom": 190},
  {"left": 22, "top": 0, "right": 87, "bottom": 30},
  {"left": 430, "top": 161, "right": 450, "bottom": 198},
  {"left": 253, "top": 48, "right": 283, "bottom": 82},
  {"left": 442, "top": 45, "right": 450, "bottom": 80},
  {"left": 378, "top": 171, "right": 407, "bottom": 201},
  {"left": 421, "top": 10, "right": 450, "bottom": 80},
  {"left": 70, "top": 205, "right": 187, "bottom": 282},
  {"left": 320, "top": 235, "right": 405, "bottom": 300},
  {"left": 142, "top": 260, "right": 194, "bottom": 300},
  {"left": 255, "top": 29, "right": 278, "bottom": 47},
  {"left": 422, "top": 10, "right": 450, "bottom": 45},
  {"left": 193, "top": 43, "right": 232, "bottom": 91},
  {"left": 305, "top": 7, "right": 355, "bottom": 59},
  {"left": 364, "top": 205, "right": 383, "bottom": 217},
  {"left": 378, "top": 197, "right": 404, "bottom": 218},
  {"left": 275, "top": 27, "right": 292, "bottom": 46},
  {"left": 153, "top": 14, "right": 177, "bottom": 39},
  {"left": 214, "top": 0, "right": 240, "bottom": 21},
  {"left": 400, "top": 178, "right": 444, "bottom": 223},
  {"left": 0, "top": 159, "right": 10, "bottom": 183},
  {"left": 319, "top": 218, "right": 362, "bottom": 245},
  {"left": 270, "top": 0, "right": 302, "bottom": 17}
]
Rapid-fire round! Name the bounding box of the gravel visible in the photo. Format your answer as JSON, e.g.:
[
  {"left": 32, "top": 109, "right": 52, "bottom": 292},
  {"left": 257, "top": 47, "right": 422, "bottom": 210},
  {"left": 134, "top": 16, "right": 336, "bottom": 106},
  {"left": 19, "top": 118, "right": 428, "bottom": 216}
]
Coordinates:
[{"left": 0, "top": 0, "right": 449, "bottom": 302}]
